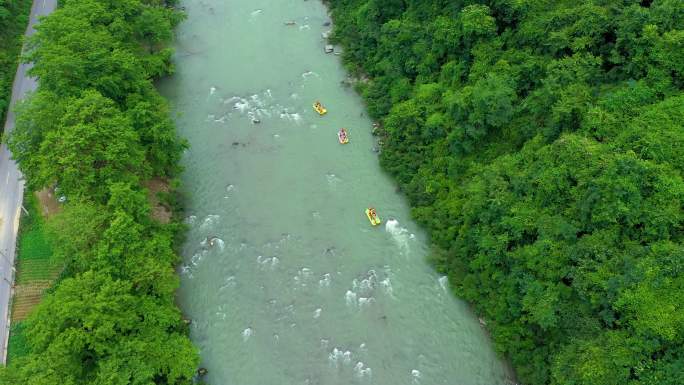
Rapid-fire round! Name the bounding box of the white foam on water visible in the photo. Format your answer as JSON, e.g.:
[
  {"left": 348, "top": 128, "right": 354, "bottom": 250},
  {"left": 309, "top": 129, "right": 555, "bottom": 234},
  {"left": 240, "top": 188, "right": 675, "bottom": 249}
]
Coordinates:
[
  {"left": 191, "top": 249, "right": 208, "bottom": 266},
  {"left": 301, "top": 71, "right": 319, "bottom": 79},
  {"left": 319, "top": 273, "right": 331, "bottom": 287},
  {"left": 210, "top": 237, "right": 225, "bottom": 251},
  {"left": 328, "top": 348, "right": 343, "bottom": 367},
  {"left": 343, "top": 350, "right": 352, "bottom": 365},
  {"left": 219, "top": 276, "right": 236, "bottom": 290},
  {"left": 209, "top": 86, "right": 216, "bottom": 95},
  {"left": 380, "top": 277, "right": 395, "bottom": 298},
  {"left": 250, "top": 9, "right": 263, "bottom": 16},
  {"left": 233, "top": 98, "right": 249, "bottom": 112},
  {"left": 279, "top": 110, "right": 301, "bottom": 122},
  {"left": 358, "top": 297, "right": 375, "bottom": 309},
  {"left": 200, "top": 214, "right": 221, "bottom": 231},
  {"left": 352, "top": 269, "right": 379, "bottom": 298},
  {"left": 242, "top": 327, "right": 253, "bottom": 341},
  {"left": 184, "top": 215, "right": 197, "bottom": 225},
  {"left": 313, "top": 308, "right": 322, "bottom": 318},
  {"left": 412, "top": 369, "right": 422, "bottom": 384},
  {"left": 345, "top": 290, "right": 357, "bottom": 307},
  {"left": 328, "top": 348, "right": 353, "bottom": 368},
  {"left": 249, "top": 93, "right": 266, "bottom": 106},
  {"left": 257, "top": 255, "right": 279, "bottom": 270},
  {"left": 325, "top": 173, "right": 341, "bottom": 186},
  {"left": 294, "top": 268, "right": 313, "bottom": 286},
  {"left": 385, "top": 219, "right": 412, "bottom": 252},
  {"left": 299, "top": 24, "right": 310, "bottom": 30},
  {"left": 438, "top": 276, "right": 449, "bottom": 292},
  {"left": 226, "top": 184, "right": 235, "bottom": 193},
  {"left": 179, "top": 264, "right": 192, "bottom": 278},
  {"left": 320, "top": 339, "right": 329, "bottom": 349},
  {"left": 354, "top": 362, "right": 372, "bottom": 379}
]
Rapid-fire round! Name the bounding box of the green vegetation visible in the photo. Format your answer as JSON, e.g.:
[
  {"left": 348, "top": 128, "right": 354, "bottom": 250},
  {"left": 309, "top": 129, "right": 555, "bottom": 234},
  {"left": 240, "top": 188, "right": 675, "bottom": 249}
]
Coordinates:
[
  {"left": 0, "top": 0, "right": 198, "bottom": 384},
  {"left": 6, "top": 194, "right": 58, "bottom": 366},
  {"left": 0, "top": 0, "right": 31, "bottom": 127},
  {"left": 13, "top": 194, "right": 57, "bottom": 285},
  {"left": 328, "top": 0, "right": 684, "bottom": 384},
  {"left": 6, "top": 323, "right": 28, "bottom": 364}
]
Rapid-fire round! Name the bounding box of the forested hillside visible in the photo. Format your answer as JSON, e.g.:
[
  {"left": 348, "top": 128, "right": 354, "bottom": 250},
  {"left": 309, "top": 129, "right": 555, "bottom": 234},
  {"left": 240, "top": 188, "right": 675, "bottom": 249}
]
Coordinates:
[
  {"left": 327, "top": 0, "right": 684, "bottom": 384},
  {"left": 0, "top": 0, "right": 198, "bottom": 383},
  {"left": 0, "top": 0, "right": 31, "bottom": 126}
]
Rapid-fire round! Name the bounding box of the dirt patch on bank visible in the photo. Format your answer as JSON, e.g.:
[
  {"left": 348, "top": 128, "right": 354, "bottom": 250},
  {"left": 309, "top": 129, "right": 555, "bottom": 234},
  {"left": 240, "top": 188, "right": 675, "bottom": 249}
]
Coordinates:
[
  {"left": 143, "top": 178, "right": 172, "bottom": 224},
  {"left": 11, "top": 280, "right": 54, "bottom": 322},
  {"left": 35, "top": 188, "right": 61, "bottom": 219}
]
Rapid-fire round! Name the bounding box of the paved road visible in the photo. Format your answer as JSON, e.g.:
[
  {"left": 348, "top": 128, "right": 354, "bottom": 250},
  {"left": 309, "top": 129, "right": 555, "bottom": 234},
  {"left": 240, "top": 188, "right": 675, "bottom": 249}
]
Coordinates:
[{"left": 0, "top": 0, "right": 56, "bottom": 364}]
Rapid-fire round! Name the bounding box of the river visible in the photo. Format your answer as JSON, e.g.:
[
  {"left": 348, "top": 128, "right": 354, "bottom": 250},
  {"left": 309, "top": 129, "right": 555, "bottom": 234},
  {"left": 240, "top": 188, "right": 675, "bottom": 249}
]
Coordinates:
[{"left": 158, "top": 1, "right": 511, "bottom": 384}]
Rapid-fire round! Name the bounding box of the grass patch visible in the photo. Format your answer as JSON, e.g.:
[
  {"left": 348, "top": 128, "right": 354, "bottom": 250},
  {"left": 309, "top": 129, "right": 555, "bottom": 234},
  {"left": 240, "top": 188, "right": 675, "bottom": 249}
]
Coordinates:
[
  {"left": 14, "top": 194, "right": 58, "bottom": 284},
  {"left": 6, "top": 322, "right": 28, "bottom": 365},
  {"left": 0, "top": 0, "right": 33, "bottom": 128},
  {"left": 7, "top": 193, "right": 61, "bottom": 360}
]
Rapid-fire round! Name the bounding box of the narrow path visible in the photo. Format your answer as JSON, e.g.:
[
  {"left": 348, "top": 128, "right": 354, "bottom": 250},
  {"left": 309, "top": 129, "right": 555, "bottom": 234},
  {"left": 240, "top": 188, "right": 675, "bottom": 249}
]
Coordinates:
[{"left": 0, "top": 0, "right": 56, "bottom": 364}]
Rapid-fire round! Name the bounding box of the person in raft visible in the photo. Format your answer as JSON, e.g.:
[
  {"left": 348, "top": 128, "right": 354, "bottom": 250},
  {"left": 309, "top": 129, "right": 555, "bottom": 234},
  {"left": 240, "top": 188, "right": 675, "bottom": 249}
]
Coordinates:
[
  {"left": 340, "top": 129, "right": 347, "bottom": 140},
  {"left": 369, "top": 207, "right": 377, "bottom": 218}
]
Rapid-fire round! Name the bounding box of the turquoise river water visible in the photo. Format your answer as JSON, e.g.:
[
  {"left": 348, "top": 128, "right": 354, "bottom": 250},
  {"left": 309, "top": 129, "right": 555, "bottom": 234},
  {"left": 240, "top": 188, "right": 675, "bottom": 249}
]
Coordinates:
[{"left": 159, "top": 1, "right": 512, "bottom": 384}]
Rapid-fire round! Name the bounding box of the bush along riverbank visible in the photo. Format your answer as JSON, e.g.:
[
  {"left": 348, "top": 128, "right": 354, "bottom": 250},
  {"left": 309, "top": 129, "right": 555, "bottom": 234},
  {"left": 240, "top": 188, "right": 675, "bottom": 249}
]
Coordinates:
[
  {"left": 0, "top": 0, "right": 199, "bottom": 383},
  {"left": 0, "top": 0, "right": 32, "bottom": 128},
  {"left": 327, "top": 1, "right": 684, "bottom": 384}
]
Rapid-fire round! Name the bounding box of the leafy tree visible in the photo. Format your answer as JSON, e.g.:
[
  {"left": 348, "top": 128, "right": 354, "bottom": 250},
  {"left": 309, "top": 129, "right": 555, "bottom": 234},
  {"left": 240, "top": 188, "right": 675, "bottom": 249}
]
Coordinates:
[
  {"left": 12, "top": 90, "right": 147, "bottom": 201},
  {"left": 3, "top": 271, "right": 197, "bottom": 385}
]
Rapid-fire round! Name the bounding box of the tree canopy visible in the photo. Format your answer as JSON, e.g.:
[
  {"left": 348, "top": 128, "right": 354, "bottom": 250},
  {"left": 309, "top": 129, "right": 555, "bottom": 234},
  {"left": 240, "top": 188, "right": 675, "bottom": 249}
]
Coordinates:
[
  {"left": 0, "top": 0, "right": 31, "bottom": 127},
  {"left": 0, "top": 1, "right": 197, "bottom": 383},
  {"left": 328, "top": 0, "right": 684, "bottom": 384}
]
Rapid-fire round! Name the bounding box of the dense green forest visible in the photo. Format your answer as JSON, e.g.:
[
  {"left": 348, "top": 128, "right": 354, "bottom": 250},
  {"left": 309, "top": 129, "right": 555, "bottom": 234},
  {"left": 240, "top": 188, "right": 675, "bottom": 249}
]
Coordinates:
[
  {"left": 328, "top": 0, "right": 684, "bottom": 384},
  {"left": 0, "top": 0, "right": 198, "bottom": 384},
  {"left": 0, "top": 0, "right": 31, "bottom": 126}
]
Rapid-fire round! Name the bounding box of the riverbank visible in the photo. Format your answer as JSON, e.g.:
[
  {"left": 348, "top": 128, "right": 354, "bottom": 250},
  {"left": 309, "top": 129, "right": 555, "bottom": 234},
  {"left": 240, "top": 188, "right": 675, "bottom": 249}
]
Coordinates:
[
  {"left": 325, "top": 1, "right": 684, "bottom": 384},
  {"left": 0, "top": 1, "right": 199, "bottom": 382},
  {"left": 0, "top": 0, "right": 57, "bottom": 365}
]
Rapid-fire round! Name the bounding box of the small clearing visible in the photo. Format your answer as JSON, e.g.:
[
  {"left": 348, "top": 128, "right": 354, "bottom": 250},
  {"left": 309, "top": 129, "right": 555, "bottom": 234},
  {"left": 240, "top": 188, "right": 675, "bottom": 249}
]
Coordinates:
[
  {"left": 35, "top": 188, "right": 61, "bottom": 219},
  {"left": 144, "top": 178, "right": 172, "bottom": 224}
]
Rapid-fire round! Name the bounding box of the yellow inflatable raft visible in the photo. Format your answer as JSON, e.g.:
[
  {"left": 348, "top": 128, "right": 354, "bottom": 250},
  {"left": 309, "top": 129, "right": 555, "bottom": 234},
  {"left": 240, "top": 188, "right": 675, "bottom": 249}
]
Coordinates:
[
  {"left": 365, "top": 208, "right": 381, "bottom": 226},
  {"left": 313, "top": 101, "right": 327, "bottom": 115}
]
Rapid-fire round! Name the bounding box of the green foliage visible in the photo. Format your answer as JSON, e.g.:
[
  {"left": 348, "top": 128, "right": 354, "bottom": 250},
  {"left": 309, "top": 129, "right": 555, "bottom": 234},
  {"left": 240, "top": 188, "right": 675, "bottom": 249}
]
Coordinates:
[
  {"left": 0, "top": 0, "right": 198, "bottom": 383},
  {"left": 6, "top": 271, "right": 196, "bottom": 385},
  {"left": 13, "top": 194, "right": 59, "bottom": 285},
  {"left": 6, "top": 322, "right": 29, "bottom": 365},
  {"left": 0, "top": 0, "right": 31, "bottom": 128},
  {"left": 329, "top": 0, "right": 684, "bottom": 383},
  {"left": 15, "top": 195, "right": 52, "bottom": 262}
]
